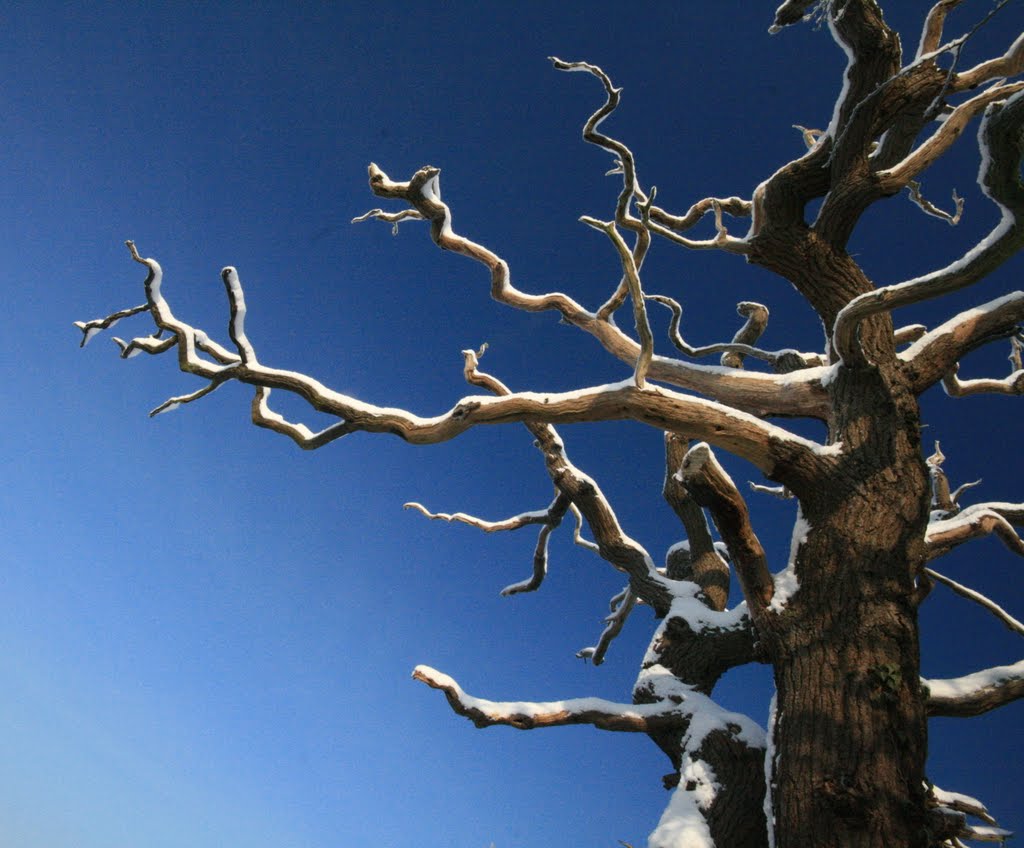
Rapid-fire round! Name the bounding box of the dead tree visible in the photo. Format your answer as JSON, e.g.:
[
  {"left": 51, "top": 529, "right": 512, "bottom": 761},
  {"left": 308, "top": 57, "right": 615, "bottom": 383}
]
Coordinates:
[{"left": 76, "top": 2, "right": 1024, "bottom": 846}]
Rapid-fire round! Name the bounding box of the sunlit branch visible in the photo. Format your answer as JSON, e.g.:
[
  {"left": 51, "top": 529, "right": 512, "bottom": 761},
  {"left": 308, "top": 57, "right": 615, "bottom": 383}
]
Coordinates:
[
  {"left": 459, "top": 347, "right": 677, "bottom": 615},
  {"left": 647, "top": 294, "right": 824, "bottom": 372},
  {"left": 917, "top": 0, "right": 965, "bottom": 60},
  {"left": 663, "top": 433, "right": 729, "bottom": 611},
  {"left": 580, "top": 216, "right": 654, "bottom": 387},
  {"left": 354, "top": 165, "right": 828, "bottom": 419},
  {"left": 923, "top": 567, "right": 1024, "bottom": 635},
  {"left": 925, "top": 502, "right": 1024, "bottom": 560},
  {"left": 412, "top": 665, "right": 691, "bottom": 732},
  {"left": 74, "top": 303, "right": 149, "bottom": 347},
  {"left": 900, "top": 293, "right": 1024, "bottom": 393},
  {"left": 952, "top": 29, "right": 1024, "bottom": 91},
  {"left": 941, "top": 336, "right": 1024, "bottom": 396},
  {"left": 924, "top": 658, "right": 1024, "bottom": 716},
  {"left": 679, "top": 442, "right": 774, "bottom": 615},
  {"left": 576, "top": 585, "right": 637, "bottom": 666},
  {"left": 906, "top": 180, "right": 963, "bottom": 226}
]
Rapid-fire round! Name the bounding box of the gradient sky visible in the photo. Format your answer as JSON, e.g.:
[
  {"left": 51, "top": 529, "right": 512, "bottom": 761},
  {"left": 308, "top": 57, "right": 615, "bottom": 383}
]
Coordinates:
[{"left": 3, "top": 2, "right": 1023, "bottom": 846}]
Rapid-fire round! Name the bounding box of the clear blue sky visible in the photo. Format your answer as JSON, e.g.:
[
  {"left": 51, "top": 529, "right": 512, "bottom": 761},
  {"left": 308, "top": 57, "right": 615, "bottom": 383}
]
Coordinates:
[{"left": 2, "top": 2, "right": 1022, "bottom": 846}]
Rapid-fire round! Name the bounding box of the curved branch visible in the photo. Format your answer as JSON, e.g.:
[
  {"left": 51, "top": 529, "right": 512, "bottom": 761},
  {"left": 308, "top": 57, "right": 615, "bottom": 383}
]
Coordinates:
[
  {"left": 925, "top": 659, "right": 1024, "bottom": 716},
  {"left": 355, "top": 165, "right": 827, "bottom": 419},
  {"left": 647, "top": 294, "right": 824, "bottom": 372},
  {"left": 925, "top": 502, "right": 1024, "bottom": 560},
  {"left": 917, "top": 0, "right": 965, "bottom": 59},
  {"left": 900, "top": 292, "right": 1024, "bottom": 393},
  {"left": 837, "top": 88, "right": 1024, "bottom": 366},
  {"left": 954, "top": 30, "right": 1024, "bottom": 92}
]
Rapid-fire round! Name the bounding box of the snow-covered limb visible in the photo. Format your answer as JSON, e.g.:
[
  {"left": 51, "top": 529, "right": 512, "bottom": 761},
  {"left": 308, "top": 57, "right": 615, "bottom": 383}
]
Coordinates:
[
  {"left": 930, "top": 785, "right": 997, "bottom": 826},
  {"left": 924, "top": 658, "right": 1024, "bottom": 716},
  {"left": 877, "top": 82, "right": 1024, "bottom": 192},
  {"left": 411, "top": 665, "right": 694, "bottom": 733},
  {"left": 923, "top": 567, "right": 1024, "bottom": 635},
  {"left": 679, "top": 443, "right": 774, "bottom": 615},
  {"left": 836, "top": 89, "right": 1024, "bottom": 366},
  {"left": 941, "top": 336, "right": 1024, "bottom": 396},
  {"left": 916, "top": 0, "right": 965, "bottom": 60},
  {"left": 900, "top": 292, "right": 1024, "bottom": 393},
  {"left": 925, "top": 501, "right": 1024, "bottom": 560},
  {"left": 647, "top": 294, "right": 825, "bottom": 373},
  {"left": 954, "top": 29, "right": 1024, "bottom": 91}
]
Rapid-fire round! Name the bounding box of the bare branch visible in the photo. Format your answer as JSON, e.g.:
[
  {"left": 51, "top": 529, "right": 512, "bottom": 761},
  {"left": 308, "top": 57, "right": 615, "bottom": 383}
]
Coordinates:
[
  {"left": 941, "top": 349, "right": 1024, "bottom": 397},
  {"left": 402, "top": 500, "right": 555, "bottom": 533},
  {"left": 74, "top": 303, "right": 149, "bottom": 347},
  {"left": 916, "top": 0, "right": 965, "bottom": 60},
  {"left": 354, "top": 165, "right": 828, "bottom": 419},
  {"left": 923, "top": 567, "right": 1024, "bottom": 635},
  {"left": 678, "top": 442, "right": 774, "bottom": 614},
  {"left": 901, "top": 293, "right": 1024, "bottom": 393},
  {"left": 906, "top": 180, "right": 963, "bottom": 226},
  {"left": 878, "top": 82, "right": 1024, "bottom": 192},
  {"left": 576, "top": 586, "right": 637, "bottom": 666},
  {"left": 953, "top": 31, "right": 1024, "bottom": 91},
  {"left": 647, "top": 294, "right": 825, "bottom": 372},
  {"left": 580, "top": 216, "right": 654, "bottom": 387},
  {"left": 925, "top": 658, "right": 1024, "bottom": 716},
  {"left": 663, "top": 433, "right": 730, "bottom": 611}
]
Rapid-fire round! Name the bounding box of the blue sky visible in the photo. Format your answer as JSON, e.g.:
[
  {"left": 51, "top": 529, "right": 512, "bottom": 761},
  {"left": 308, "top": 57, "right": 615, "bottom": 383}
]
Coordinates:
[{"left": 3, "top": 2, "right": 1023, "bottom": 846}]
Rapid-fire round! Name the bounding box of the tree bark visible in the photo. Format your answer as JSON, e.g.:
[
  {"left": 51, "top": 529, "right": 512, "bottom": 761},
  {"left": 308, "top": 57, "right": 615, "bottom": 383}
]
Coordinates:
[{"left": 765, "top": 364, "right": 932, "bottom": 848}]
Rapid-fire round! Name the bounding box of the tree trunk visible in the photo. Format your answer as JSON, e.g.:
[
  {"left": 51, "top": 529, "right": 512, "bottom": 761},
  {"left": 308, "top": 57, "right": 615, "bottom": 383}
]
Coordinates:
[{"left": 766, "top": 364, "right": 932, "bottom": 848}]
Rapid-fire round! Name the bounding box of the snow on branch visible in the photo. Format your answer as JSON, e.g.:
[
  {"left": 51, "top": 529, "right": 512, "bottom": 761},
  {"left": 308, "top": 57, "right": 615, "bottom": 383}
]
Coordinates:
[
  {"left": 836, "top": 88, "right": 1024, "bottom": 366},
  {"left": 926, "top": 501, "right": 1024, "bottom": 560},
  {"left": 900, "top": 293, "right": 1024, "bottom": 393},
  {"left": 662, "top": 433, "right": 730, "bottom": 612},
  {"left": 411, "top": 665, "right": 694, "bottom": 733},
  {"left": 941, "top": 336, "right": 1024, "bottom": 397},
  {"left": 923, "top": 568, "right": 1024, "bottom": 635},
  {"left": 924, "top": 658, "right": 1024, "bottom": 716}
]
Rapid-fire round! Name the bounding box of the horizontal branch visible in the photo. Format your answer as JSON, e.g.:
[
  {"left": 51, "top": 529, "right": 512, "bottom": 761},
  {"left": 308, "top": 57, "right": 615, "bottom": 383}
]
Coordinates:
[
  {"left": 924, "top": 659, "right": 1024, "bottom": 716},
  {"left": 412, "top": 665, "right": 691, "bottom": 732},
  {"left": 925, "top": 501, "right": 1024, "bottom": 560}
]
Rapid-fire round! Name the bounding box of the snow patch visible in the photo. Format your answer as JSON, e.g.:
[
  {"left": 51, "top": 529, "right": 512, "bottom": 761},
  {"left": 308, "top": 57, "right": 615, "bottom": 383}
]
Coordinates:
[
  {"left": 768, "top": 511, "right": 809, "bottom": 612},
  {"left": 648, "top": 758, "right": 719, "bottom": 848}
]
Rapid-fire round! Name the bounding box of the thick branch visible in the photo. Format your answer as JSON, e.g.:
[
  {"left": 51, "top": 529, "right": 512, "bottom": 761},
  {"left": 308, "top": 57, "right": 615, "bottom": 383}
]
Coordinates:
[
  {"left": 663, "top": 434, "right": 729, "bottom": 611},
  {"left": 679, "top": 443, "right": 774, "bottom": 614},
  {"left": 900, "top": 292, "right": 1024, "bottom": 393},
  {"left": 925, "top": 502, "right": 1024, "bottom": 560}
]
